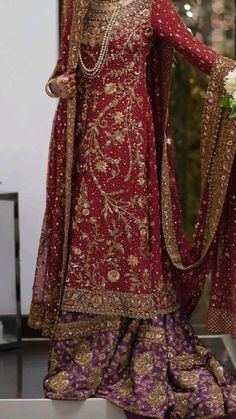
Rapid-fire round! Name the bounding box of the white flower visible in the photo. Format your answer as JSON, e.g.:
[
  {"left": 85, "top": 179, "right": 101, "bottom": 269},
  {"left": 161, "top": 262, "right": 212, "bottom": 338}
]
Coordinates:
[{"left": 224, "top": 68, "right": 236, "bottom": 95}]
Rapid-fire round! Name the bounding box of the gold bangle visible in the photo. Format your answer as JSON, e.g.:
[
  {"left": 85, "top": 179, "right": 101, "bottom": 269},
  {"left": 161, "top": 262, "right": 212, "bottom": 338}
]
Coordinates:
[{"left": 45, "top": 78, "right": 59, "bottom": 98}]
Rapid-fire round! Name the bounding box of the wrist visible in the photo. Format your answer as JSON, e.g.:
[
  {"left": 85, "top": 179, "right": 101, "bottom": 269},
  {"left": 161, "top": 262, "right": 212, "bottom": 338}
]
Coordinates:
[{"left": 45, "top": 78, "right": 60, "bottom": 98}]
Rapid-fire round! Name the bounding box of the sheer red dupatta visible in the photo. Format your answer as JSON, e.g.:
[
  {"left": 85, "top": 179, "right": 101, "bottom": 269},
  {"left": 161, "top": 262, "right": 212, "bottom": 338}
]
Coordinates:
[
  {"left": 28, "top": 0, "right": 90, "bottom": 336},
  {"left": 147, "top": 39, "right": 236, "bottom": 337}
]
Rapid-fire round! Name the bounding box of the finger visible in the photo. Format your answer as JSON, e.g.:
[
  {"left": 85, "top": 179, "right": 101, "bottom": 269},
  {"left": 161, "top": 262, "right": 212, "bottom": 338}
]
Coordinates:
[
  {"left": 60, "top": 77, "right": 76, "bottom": 90},
  {"left": 59, "top": 76, "right": 69, "bottom": 85},
  {"left": 65, "top": 84, "right": 76, "bottom": 95},
  {"left": 68, "top": 73, "right": 76, "bottom": 80},
  {"left": 67, "top": 80, "right": 76, "bottom": 89},
  {"left": 65, "top": 70, "right": 76, "bottom": 79}
]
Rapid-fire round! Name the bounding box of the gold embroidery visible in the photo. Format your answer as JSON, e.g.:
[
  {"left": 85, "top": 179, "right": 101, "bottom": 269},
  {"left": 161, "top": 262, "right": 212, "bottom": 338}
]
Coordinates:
[
  {"left": 73, "top": 247, "right": 82, "bottom": 255},
  {"left": 195, "top": 344, "right": 209, "bottom": 357},
  {"left": 54, "top": 315, "right": 120, "bottom": 339},
  {"left": 138, "top": 325, "right": 166, "bottom": 344},
  {"left": 133, "top": 351, "right": 154, "bottom": 376},
  {"left": 75, "top": 343, "right": 93, "bottom": 368},
  {"left": 127, "top": 254, "right": 139, "bottom": 267},
  {"left": 87, "top": 368, "right": 103, "bottom": 390},
  {"left": 168, "top": 348, "right": 204, "bottom": 369},
  {"left": 178, "top": 371, "right": 200, "bottom": 387},
  {"left": 95, "top": 160, "right": 108, "bottom": 173},
  {"left": 27, "top": 303, "right": 56, "bottom": 337},
  {"left": 107, "top": 269, "right": 120, "bottom": 282},
  {"left": 229, "top": 384, "right": 236, "bottom": 402},
  {"left": 104, "top": 82, "right": 117, "bottom": 95},
  {"left": 209, "top": 383, "right": 224, "bottom": 405},
  {"left": 114, "top": 111, "right": 124, "bottom": 124},
  {"left": 47, "top": 371, "right": 70, "bottom": 392},
  {"left": 175, "top": 393, "right": 189, "bottom": 418},
  {"left": 117, "top": 377, "right": 133, "bottom": 398},
  {"left": 61, "top": 287, "right": 178, "bottom": 318},
  {"left": 209, "top": 358, "right": 225, "bottom": 384},
  {"left": 148, "top": 384, "right": 167, "bottom": 408}
]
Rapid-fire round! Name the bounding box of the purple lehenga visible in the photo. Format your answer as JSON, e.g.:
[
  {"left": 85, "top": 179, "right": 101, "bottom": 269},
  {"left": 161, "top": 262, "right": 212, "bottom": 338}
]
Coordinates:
[{"left": 44, "top": 310, "right": 236, "bottom": 418}]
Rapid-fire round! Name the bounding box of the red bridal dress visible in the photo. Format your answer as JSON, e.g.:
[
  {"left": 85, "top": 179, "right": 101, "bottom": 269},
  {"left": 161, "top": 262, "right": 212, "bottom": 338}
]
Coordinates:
[{"left": 34, "top": 0, "right": 236, "bottom": 417}]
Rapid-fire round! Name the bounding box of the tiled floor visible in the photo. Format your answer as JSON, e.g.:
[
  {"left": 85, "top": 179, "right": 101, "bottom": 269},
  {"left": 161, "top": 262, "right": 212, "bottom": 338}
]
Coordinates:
[{"left": 0, "top": 337, "right": 235, "bottom": 399}]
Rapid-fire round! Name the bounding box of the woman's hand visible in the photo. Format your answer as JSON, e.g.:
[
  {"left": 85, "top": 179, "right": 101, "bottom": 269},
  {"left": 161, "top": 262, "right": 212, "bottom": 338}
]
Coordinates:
[{"left": 50, "top": 70, "right": 77, "bottom": 99}]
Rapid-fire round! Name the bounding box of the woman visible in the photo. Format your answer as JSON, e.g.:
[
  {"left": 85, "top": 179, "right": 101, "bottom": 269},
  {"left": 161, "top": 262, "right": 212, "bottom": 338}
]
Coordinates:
[{"left": 28, "top": 0, "right": 236, "bottom": 417}]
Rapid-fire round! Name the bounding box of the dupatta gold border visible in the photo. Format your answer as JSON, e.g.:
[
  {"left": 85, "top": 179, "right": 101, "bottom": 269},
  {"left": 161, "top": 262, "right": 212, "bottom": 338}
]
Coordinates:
[
  {"left": 51, "top": 0, "right": 90, "bottom": 336},
  {"left": 161, "top": 56, "right": 236, "bottom": 271}
]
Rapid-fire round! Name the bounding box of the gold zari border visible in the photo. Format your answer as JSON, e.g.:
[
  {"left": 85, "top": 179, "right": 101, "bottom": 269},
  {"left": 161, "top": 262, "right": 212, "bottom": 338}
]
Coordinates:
[
  {"left": 28, "top": 303, "right": 56, "bottom": 337},
  {"left": 54, "top": 316, "right": 121, "bottom": 339},
  {"left": 61, "top": 288, "right": 178, "bottom": 319}
]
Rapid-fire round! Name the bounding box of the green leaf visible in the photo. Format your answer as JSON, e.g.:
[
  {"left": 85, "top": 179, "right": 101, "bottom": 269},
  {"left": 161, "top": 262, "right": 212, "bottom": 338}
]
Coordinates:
[
  {"left": 220, "top": 95, "right": 231, "bottom": 108},
  {"left": 229, "top": 104, "right": 236, "bottom": 119}
]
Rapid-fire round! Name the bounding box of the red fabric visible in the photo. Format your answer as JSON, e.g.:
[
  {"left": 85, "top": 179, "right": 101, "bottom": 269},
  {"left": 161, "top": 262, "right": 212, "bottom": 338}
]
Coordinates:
[{"left": 28, "top": 0, "right": 236, "bottom": 337}]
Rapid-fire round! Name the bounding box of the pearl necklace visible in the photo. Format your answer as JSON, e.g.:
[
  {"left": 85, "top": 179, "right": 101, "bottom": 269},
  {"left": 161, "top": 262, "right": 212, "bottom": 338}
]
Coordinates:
[{"left": 78, "top": 0, "right": 123, "bottom": 78}]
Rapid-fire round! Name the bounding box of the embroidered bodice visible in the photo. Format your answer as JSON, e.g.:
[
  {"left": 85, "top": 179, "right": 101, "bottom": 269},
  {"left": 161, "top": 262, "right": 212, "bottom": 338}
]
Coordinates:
[{"left": 79, "top": 0, "right": 218, "bottom": 80}]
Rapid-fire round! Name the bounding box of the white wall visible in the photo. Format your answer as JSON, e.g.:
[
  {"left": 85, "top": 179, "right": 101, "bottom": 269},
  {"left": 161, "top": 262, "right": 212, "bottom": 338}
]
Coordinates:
[{"left": 0, "top": 0, "right": 58, "bottom": 314}]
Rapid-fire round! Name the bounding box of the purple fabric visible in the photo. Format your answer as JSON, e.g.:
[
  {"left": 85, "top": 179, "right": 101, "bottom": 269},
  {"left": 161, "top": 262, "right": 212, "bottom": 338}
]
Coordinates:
[
  {"left": 125, "top": 414, "right": 236, "bottom": 419},
  {"left": 44, "top": 309, "right": 236, "bottom": 418}
]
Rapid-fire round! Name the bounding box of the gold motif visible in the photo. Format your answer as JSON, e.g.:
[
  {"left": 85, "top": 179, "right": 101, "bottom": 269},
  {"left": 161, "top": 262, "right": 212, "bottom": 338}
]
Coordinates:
[
  {"left": 104, "top": 82, "right": 117, "bottom": 95},
  {"left": 175, "top": 393, "right": 189, "bottom": 417},
  {"left": 107, "top": 269, "right": 120, "bottom": 282},
  {"left": 82, "top": 208, "right": 90, "bottom": 216},
  {"left": 209, "top": 358, "right": 225, "bottom": 384},
  {"left": 209, "top": 383, "right": 224, "bottom": 405},
  {"left": 95, "top": 160, "right": 108, "bottom": 172},
  {"left": 148, "top": 384, "right": 166, "bottom": 408},
  {"left": 229, "top": 384, "right": 236, "bottom": 401},
  {"left": 137, "top": 177, "right": 145, "bottom": 186},
  {"left": 117, "top": 377, "right": 133, "bottom": 397},
  {"left": 61, "top": 287, "right": 177, "bottom": 318},
  {"left": 127, "top": 254, "right": 139, "bottom": 267},
  {"left": 133, "top": 352, "right": 154, "bottom": 376},
  {"left": 73, "top": 247, "right": 82, "bottom": 255},
  {"left": 47, "top": 371, "right": 70, "bottom": 392},
  {"left": 54, "top": 315, "right": 120, "bottom": 339},
  {"left": 178, "top": 371, "right": 200, "bottom": 387},
  {"left": 87, "top": 368, "right": 103, "bottom": 390},
  {"left": 114, "top": 111, "right": 124, "bottom": 124},
  {"left": 75, "top": 343, "right": 93, "bottom": 368},
  {"left": 139, "top": 325, "right": 166, "bottom": 344}
]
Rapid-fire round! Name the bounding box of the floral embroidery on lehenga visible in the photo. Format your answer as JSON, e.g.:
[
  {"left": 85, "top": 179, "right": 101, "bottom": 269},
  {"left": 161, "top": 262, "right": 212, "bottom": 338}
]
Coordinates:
[{"left": 45, "top": 310, "right": 236, "bottom": 417}]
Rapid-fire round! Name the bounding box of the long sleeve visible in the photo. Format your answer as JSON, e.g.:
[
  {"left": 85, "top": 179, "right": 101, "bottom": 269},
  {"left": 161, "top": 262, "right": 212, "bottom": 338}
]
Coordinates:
[
  {"left": 150, "top": 0, "right": 219, "bottom": 74},
  {"left": 48, "top": 0, "right": 73, "bottom": 81}
]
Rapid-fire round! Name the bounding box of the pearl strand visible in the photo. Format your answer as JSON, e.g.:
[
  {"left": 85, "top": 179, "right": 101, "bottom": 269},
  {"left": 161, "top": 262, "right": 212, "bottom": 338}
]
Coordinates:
[{"left": 78, "top": 1, "right": 122, "bottom": 78}]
